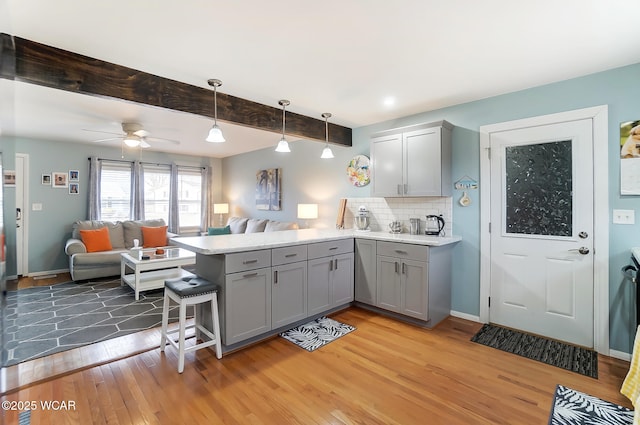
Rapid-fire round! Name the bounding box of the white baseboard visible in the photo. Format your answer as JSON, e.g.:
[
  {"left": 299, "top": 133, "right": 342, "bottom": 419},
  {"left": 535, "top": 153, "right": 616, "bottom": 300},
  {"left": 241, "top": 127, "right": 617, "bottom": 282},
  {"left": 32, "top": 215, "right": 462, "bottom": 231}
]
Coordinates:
[
  {"left": 6, "top": 275, "right": 18, "bottom": 281},
  {"left": 609, "top": 349, "right": 631, "bottom": 362},
  {"left": 26, "top": 268, "right": 70, "bottom": 278},
  {"left": 450, "top": 310, "right": 482, "bottom": 323}
]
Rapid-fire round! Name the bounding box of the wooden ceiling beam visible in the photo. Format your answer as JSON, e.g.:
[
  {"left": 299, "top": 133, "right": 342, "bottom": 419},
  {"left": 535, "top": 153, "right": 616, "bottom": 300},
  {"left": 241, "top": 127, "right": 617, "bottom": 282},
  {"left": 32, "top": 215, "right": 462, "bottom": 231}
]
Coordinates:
[{"left": 0, "top": 33, "right": 352, "bottom": 147}]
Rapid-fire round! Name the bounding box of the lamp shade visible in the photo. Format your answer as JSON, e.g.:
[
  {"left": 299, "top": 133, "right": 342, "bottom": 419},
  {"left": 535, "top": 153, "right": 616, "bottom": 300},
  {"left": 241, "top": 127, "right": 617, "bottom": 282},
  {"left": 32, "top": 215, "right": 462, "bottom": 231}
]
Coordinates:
[
  {"left": 123, "top": 134, "right": 141, "bottom": 147},
  {"left": 321, "top": 146, "right": 334, "bottom": 159},
  {"left": 275, "top": 137, "right": 290, "bottom": 153},
  {"left": 206, "top": 125, "right": 226, "bottom": 143},
  {"left": 213, "top": 203, "right": 229, "bottom": 214},
  {"left": 297, "top": 204, "right": 318, "bottom": 220}
]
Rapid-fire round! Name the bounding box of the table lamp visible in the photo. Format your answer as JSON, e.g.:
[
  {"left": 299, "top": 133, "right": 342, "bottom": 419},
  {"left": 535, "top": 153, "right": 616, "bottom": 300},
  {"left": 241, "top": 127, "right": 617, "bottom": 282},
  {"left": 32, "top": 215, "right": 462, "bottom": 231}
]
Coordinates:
[
  {"left": 297, "top": 203, "right": 318, "bottom": 228},
  {"left": 213, "top": 203, "right": 229, "bottom": 226}
]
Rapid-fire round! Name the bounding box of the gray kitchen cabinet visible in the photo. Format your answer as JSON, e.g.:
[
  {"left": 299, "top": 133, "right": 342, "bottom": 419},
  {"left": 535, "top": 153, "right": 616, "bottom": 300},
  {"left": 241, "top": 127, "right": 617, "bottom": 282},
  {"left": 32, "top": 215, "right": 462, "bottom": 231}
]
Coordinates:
[
  {"left": 224, "top": 267, "right": 272, "bottom": 345},
  {"left": 370, "top": 120, "right": 452, "bottom": 197},
  {"left": 272, "top": 245, "right": 308, "bottom": 329},
  {"left": 376, "top": 241, "right": 430, "bottom": 321},
  {"left": 355, "top": 238, "right": 377, "bottom": 305},
  {"left": 307, "top": 239, "right": 354, "bottom": 315}
]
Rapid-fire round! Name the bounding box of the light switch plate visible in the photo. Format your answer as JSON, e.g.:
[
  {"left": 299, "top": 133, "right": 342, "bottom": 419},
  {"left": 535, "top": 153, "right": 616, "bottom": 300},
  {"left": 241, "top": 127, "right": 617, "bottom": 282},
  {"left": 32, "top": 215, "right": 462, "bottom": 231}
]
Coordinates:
[
  {"left": 32, "top": 203, "right": 42, "bottom": 211},
  {"left": 613, "top": 209, "right": 635, "bottom": 224}
]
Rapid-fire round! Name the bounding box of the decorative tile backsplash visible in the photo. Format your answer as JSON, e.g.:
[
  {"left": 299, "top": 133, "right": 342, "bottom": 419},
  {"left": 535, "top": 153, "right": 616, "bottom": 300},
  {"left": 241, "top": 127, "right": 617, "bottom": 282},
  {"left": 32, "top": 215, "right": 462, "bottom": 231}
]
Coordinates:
[{"left": 344, "top": 197, "right": 453, "bottom": 236}]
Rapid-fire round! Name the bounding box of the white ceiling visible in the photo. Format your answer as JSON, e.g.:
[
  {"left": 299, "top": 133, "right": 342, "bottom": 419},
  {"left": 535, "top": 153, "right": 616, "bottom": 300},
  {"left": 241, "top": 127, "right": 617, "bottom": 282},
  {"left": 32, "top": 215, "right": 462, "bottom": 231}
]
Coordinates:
[{"left": 3, "top": 0, "right": 640, "bottom": 158}]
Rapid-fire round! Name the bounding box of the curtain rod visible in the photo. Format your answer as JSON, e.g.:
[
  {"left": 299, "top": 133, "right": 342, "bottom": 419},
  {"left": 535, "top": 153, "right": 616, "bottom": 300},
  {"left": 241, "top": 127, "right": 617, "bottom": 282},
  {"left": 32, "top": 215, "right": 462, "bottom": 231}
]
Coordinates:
[{"left": 87, "top": 157, "right": 206, "bottom": 170}]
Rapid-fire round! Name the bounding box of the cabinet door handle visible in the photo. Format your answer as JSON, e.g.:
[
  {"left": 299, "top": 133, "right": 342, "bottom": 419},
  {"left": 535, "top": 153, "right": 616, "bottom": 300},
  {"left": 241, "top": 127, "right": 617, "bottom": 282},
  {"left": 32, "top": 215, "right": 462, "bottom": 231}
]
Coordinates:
[
  {"left": 329, "top": 247, "right": 338, "bottom": 251},
  {"left": 334, "top": 259, "right": 338, "bottom": 270},
  {"left": 404, "top": 184, "right": 408, "bottom": 194},
  {"left": 402, "top": 262, "right": 406, "bottom": 274},
  {"left": 397, "top": 184, "right": 402, "bottom": 195},
  {"left": 242, "top": 259, "right": 258, "bottom": 264},
  {"left": 395, "top": 262, "right": 399, "bottom": 273},
  {"left": 274, "top": 270, "right": 278, "bottom": 284},
  {"left": 329, "top": 260, "right": 333, "bottom": 271},
  {"left": 394, "top": 250, "right": 408, "bottom": 255},
  {"left": 285, "top": 253, "right": 297, "bottom": 258},
  {"left": 243, "top": 272, "right": 258, "bottom": 278}
]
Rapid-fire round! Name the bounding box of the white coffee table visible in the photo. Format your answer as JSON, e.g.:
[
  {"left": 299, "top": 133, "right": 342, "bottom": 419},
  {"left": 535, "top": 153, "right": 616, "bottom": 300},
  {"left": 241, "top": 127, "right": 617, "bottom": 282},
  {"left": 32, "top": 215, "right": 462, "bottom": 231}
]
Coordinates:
[{"left": 121, "top": 247, "right": 196, "bottom": 300}]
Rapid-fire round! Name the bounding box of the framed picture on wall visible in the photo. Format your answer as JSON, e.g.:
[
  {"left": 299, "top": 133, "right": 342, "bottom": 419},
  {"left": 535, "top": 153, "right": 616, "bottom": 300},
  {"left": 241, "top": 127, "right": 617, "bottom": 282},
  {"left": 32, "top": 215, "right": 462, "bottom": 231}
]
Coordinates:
[
  {"left": 69, "top": 170, "right": 79, "bottom": 182},
  {"left": 41, "top": 174, "right": 51, "bottom": 185},
  {"left": 3, "top": 170, "right": 16, "bottom": 187},
  {"left": 256, "top": 168, "right": 281, "bottom": 211},
  {"left": 69, "top": 183, "right": 79, "bottom": 195},
  {"left": 52, "top": 171, "right": 68, "bottom": 188}
]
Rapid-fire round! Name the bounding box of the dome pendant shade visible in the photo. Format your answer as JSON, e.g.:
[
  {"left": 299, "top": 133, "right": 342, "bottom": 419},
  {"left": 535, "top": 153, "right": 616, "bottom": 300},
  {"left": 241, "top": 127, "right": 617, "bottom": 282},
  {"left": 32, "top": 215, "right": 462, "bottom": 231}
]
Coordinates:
[
  {"left": 206, "top": 124, "right": 226, "bottom": 143},
  {"left": 275, "top": 137, "right": 291, "bottom": 153},
  {"left": 123, "top": 134, "right": 141, "bottom": 147},
  {"left": 321, "top": 145, "right": 334, "bottom": 158},
  {"left": 206, "top": 78, "right": 225, "bottom": 143}
]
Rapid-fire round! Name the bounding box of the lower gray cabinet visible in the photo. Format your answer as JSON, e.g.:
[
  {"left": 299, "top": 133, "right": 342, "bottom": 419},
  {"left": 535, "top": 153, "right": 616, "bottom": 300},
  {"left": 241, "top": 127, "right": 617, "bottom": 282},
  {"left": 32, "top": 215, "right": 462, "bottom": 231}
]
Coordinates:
[
  {"left": 272, "top": 261, "right": 308, "bottom": 329},
  {"left": 307, "top": 239, "right": 354, "bottom": 316},
  {"left": 355, "top": 238, "right": 377, "bottom": 305},
  {"left": 224, "top": 267, "right": 272, "bottom": 345},
  {"left": 376, "top": 241, "right": 429, "bottom": 321}
]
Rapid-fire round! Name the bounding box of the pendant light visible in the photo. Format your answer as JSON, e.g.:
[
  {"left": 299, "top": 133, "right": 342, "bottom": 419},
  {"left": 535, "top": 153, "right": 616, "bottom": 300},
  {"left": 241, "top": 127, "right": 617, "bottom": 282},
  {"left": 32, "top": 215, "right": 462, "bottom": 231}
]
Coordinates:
[
  {"left": 320, "top": 112, "right": 334, "bottom": 159},
  {"left": 206, "top": 79, "right": 226, "bottom": 143},
  {"left": 275, "top": 99, "right": 291, "bottom": 153}
]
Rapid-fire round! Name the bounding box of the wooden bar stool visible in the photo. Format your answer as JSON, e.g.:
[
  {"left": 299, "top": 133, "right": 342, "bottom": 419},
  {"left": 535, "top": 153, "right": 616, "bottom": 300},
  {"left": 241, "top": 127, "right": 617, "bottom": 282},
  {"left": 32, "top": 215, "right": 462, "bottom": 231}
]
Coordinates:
[{"left": 160, "top": 276, "right": 222, "bottom": 373}]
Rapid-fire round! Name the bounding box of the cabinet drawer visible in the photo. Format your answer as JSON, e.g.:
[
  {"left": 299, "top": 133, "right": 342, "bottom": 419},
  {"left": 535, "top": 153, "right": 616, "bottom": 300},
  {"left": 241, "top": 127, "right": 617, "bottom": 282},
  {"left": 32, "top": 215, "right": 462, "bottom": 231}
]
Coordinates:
[
  {"left": 272, "top": 245, "right": 308, "bottom": 266},
  {"left": 225, "top": 249, "right": 271, "bottom": 273},
  {"left": 307, "top": 238, "right": 353, "bottom": 260},
  {"left": 376, "top": 241, "right": 428, "bottom": 262}
]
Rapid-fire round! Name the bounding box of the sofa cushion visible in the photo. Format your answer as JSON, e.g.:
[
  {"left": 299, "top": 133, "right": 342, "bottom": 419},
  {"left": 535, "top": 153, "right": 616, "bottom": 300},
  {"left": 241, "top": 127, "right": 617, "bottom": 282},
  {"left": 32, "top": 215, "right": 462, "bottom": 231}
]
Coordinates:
[
  {"left": 72, "top": 249, "right": 127, "bottom": 266},
  {"left": 123, "top": 219, "right": 166, "bottom": 248},
  {"left": 208, "top": 225, "right": 231, "bottom": 236},
  {"left": 142, "top": 225, "right": 168, "bottom": 247},
  {"left": 227, "top": 217, "right": 249, "bottom": 234},
  {"left": 79, "top": 227, "right": 113, "bottom": 253},
  {"left": 245, "top": 218, "right": 268, "bottom": 233},
  {"left": 265, "top": 220, "right": 299, "bottom": 232}
]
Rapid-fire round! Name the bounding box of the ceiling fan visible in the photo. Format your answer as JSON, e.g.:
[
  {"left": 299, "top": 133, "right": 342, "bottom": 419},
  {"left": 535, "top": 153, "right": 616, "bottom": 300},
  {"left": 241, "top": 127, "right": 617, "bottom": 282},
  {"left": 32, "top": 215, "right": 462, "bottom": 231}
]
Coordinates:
[{"left": 85, "top": 123, "right": 180, "bottom": 148}]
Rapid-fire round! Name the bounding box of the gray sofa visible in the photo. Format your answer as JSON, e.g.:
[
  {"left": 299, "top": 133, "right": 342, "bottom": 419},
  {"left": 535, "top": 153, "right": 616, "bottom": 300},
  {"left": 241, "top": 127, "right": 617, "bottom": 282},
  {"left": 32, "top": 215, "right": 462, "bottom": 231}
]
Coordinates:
[
  {"left": 225, "top": 217, "right": 299, "bottom": 233},
  {"left": 65, "top": 219, "right": 174, "bottom": 281}
]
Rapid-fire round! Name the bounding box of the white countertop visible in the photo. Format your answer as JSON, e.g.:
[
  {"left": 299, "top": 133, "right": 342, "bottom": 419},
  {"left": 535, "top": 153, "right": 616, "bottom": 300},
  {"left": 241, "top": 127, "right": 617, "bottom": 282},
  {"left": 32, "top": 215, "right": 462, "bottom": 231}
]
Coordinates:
[{"left": 171, "top": 228, "right": 461, "bottom": 255}]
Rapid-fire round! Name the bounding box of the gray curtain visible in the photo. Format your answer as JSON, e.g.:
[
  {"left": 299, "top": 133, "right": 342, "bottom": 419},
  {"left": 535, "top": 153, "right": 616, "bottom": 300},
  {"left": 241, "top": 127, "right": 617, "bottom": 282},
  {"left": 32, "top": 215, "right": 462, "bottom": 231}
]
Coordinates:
[
  {"left": 132, "top": 160, "right": 144, "bottom": 220},
  {"left": 168, "top": 162, "right": 179, "bottom": 233},
  {"left": 88, "top": 156, "right": 101, "bottom": 220},
  {"left": 201, "top": 165, "right": 210, "bottom": 232}
]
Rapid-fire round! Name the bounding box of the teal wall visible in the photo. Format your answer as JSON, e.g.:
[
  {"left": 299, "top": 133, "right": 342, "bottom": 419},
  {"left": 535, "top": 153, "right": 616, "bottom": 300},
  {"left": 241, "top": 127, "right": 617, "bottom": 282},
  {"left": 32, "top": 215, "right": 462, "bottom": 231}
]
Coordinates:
[
  {"left": 1, "top": 137, "right": 220, "bottom": 276},
  {"left": 224, "top": 62, "right": 640, "bottom": 353}
]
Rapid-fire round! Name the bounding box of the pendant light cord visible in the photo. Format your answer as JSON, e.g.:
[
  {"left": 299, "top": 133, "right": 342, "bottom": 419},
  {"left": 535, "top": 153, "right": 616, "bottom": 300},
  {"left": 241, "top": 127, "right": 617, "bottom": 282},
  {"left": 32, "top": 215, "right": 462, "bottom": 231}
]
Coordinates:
[
  {"left": 282, "top": 102, "right": 286, "bottom": 138},
  {"left": 214, "top": 84, "right": 218, "bottom": 125}
]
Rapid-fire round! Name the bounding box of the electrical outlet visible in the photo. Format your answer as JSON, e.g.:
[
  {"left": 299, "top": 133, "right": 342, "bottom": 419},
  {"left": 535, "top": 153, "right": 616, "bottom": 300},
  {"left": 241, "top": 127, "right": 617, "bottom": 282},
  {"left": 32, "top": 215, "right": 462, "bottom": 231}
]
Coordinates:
[{"left": 613, "top": 209, "right": 635, "bottom": 224}]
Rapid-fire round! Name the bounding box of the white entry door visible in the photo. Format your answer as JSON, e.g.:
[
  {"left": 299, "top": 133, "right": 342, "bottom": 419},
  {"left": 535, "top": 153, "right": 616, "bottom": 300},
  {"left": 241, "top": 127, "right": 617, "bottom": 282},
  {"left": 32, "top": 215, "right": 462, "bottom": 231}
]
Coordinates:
[{"left": 489, "top": 118, "right": 594, "bottom": 347}]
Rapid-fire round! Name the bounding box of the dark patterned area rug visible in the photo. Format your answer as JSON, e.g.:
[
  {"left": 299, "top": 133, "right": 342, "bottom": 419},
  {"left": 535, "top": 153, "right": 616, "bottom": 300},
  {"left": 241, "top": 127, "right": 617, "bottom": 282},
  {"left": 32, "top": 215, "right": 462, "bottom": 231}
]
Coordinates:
[
  {"left": 548, "top": 385, "right": 633, "bottom": 425},
  {"left": 4, "top": 279, "right": 188, "bottom": 366},
  {"left": 280, "top": 316, "right": 355, "bottom": 352},
  {"left": 471, "top": 324, "right": 598, "bottom": 378}
]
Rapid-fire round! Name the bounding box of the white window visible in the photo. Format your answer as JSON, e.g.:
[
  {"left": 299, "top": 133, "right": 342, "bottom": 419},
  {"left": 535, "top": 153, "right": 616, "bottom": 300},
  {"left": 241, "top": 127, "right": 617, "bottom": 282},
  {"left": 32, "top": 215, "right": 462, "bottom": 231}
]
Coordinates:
[
  {"left": 143, "top": 164, "right": 170, "bottom": 223},
  {"left": 177, "top": 168, "right": 202, "bottom": 232},
  {"left": 100, "top": 162, "right": 132, "bottom": 221}
]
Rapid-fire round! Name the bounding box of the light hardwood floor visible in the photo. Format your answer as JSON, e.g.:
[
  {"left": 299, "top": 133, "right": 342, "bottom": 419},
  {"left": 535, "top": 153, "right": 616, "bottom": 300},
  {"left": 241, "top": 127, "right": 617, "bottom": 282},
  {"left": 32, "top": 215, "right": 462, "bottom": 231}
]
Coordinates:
[{"left": 0, "top": 307, "right": 632, "bottom": 424}]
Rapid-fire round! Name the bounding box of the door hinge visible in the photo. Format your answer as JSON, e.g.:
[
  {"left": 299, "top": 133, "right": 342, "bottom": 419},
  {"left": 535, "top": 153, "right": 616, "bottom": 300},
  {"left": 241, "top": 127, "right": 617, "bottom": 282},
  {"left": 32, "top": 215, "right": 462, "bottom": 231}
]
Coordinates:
[
  {"left": 487, "top": 147, "right": 491, "bottom": 159},
  {"left": 488, "top": 222, "right": 491, "bottom": 233},
  {"left": 488, "top": 297, "right": 491, "bottom": 308}
]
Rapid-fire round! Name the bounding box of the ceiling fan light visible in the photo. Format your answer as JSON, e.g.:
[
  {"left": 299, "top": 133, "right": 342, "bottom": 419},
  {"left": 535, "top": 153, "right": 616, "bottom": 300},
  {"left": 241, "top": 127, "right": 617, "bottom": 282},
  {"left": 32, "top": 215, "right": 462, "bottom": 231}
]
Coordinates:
[
  {"left": 123, "top": 134, "right": 141, "bottom": 147},
  {"left": 206, "top": 125, "right": 226, "bottom": 143},
  {"left": 321, "top": 145, "right": 334, "bottom": 159},
  {"left": 275, "top": 137, "right": 290, "bottom": 153}
]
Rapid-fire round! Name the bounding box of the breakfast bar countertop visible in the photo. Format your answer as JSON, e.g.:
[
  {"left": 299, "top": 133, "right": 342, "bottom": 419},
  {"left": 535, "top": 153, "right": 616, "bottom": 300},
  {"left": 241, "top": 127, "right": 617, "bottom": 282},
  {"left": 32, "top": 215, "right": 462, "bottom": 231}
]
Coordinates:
[{"left": 171, "top": 228, "right": 461, "bottom": 255}]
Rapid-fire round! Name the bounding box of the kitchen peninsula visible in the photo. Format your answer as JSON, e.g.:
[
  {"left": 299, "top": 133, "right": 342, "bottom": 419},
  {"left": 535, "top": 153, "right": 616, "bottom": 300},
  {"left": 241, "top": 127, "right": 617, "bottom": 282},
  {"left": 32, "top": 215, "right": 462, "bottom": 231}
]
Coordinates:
[{"left": 171, "top": 228, "right": 460, "bottom": 352}]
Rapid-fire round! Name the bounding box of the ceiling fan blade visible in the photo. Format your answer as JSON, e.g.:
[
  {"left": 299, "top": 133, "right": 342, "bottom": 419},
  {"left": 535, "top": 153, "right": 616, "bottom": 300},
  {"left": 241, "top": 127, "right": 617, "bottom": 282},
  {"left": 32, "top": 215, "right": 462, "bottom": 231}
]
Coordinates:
[
  {"left": 146, "top": 136, "right": 181, "bottom": 145},
  {"left": 134, "top": 129, "right": 150, "bottom": 137},
  {"left": 92, "top": 137, "right": 122, "bottom": 143},
  {"left": 140, "top": 139, "right": 151, "bottom": 149},
  {"left": 82, "top": 129, "right": 124, "bottom": 137}
]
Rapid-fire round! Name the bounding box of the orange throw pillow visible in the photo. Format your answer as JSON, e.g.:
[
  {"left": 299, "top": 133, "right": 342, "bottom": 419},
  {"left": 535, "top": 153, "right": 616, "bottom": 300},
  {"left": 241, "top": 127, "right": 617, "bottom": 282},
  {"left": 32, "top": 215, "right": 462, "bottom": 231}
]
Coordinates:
[
  {"left": 142, "top": 225, "right": 168, "bottom": 248},
  {"left": 79, "top": 227, "right": 113, "bottom": 253}
]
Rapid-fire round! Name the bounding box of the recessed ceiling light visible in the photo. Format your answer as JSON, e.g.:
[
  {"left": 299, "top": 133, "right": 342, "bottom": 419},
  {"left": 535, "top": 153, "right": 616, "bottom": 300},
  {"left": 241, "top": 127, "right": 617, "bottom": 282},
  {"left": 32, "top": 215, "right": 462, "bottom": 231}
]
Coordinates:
[{"left": 383, "top": 96, "right": 395, "bottom": 107}]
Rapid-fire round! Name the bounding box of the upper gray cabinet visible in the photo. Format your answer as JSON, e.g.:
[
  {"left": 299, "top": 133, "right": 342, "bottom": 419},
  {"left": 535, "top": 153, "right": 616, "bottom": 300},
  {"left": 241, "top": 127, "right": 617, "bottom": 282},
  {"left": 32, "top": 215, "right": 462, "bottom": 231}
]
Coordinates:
[{"left": 370, "top": 120, "right": 452, "bottom": 197}]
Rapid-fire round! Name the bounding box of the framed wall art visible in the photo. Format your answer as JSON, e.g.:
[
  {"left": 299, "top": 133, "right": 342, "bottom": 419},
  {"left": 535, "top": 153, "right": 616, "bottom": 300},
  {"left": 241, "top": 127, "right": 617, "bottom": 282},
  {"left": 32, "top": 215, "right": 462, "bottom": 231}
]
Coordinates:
[
  {"left": 620, "top": 120, "right": 640, "bottom": 195},
  {"left": 3, "top": 170, "right": 15, "bottom": 187},
  {"left": 69, "top": 170, "right": 79, "bottom": 182},
  {"left": 41, "top": 174, "right": 51, "bottom": 185},
  {"left": 256, "top": 168, "right": 281, "bottom": 211},
  {"left": 52, "top": 171, "right": 68, "bottom": 188},
  {"left": 69, "top": 183, "right": 79, "bottom": 195}
]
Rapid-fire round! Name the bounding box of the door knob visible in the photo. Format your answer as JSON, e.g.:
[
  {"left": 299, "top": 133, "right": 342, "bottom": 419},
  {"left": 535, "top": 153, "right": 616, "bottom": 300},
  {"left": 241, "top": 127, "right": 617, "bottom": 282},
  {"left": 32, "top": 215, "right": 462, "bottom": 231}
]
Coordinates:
[{"left": 569, "top": 247, "right": 590, "bottom": 255}]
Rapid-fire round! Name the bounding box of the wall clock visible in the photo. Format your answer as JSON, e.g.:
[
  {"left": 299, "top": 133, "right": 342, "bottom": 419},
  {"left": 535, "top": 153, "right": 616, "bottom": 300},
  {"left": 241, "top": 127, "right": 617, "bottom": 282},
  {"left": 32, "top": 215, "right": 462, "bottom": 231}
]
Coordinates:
[{"left": 347, "top": 155, "right": 370, "bottom": 187}]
